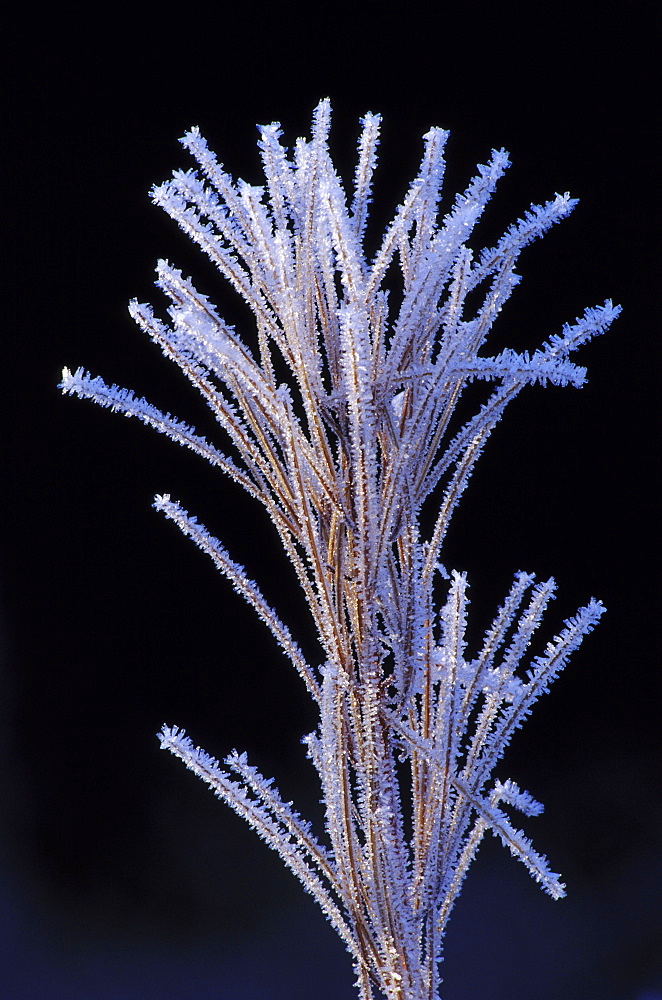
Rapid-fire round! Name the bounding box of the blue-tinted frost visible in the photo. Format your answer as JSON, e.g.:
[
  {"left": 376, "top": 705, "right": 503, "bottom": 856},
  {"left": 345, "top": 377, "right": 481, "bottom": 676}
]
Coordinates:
[{"left": 61, "top": 100, "right": 618, "bottom": 1000}]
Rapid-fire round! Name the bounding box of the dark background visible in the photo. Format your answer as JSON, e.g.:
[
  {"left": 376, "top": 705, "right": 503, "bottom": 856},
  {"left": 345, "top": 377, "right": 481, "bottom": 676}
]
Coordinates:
[{"left": 2, "top": 3, "right": 659, "bottom": 998}]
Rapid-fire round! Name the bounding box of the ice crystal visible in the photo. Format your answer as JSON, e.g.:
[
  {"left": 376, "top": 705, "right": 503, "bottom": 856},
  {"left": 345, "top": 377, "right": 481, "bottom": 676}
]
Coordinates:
[{"left": 62, "top": 100, "right": 618, "bottom": 998}]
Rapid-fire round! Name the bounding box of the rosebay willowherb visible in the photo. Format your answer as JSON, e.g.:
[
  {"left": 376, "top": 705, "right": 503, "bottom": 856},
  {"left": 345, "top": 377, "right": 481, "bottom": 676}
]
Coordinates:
[{"left": 62, "top": 100, "right": 618, "bottom": 999}]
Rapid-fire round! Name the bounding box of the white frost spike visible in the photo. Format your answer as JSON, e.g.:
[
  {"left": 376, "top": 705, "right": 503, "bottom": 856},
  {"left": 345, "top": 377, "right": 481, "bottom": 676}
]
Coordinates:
[{"left": 62, "top": 101, "right": 618, "bottom": 999}]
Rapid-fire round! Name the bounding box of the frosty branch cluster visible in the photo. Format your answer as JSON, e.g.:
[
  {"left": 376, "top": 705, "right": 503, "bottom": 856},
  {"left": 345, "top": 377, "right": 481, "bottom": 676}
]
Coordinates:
[{"left": 62, "top": 100, "right": 618, "bottom": 999}]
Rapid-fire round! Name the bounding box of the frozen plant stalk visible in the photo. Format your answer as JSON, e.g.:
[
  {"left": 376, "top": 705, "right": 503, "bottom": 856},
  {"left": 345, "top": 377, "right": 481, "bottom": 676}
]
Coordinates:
[{"left": 62, "top": 101, "right": 618, "bottom": 999}]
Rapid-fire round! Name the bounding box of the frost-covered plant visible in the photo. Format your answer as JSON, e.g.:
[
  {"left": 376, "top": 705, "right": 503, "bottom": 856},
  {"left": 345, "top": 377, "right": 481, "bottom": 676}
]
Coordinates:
[{"left": 61, "top": 100, "right": 618, "bottom": 999}]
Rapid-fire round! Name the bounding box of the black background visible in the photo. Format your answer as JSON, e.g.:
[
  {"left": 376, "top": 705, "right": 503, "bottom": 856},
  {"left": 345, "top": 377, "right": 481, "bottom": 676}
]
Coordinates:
[{"left": 2, "top": 3, "right": 659, "bottom": 998}]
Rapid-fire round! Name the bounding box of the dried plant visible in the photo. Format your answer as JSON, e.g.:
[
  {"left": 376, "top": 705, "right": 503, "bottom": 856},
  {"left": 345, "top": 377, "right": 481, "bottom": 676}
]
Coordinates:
[{"left": 61, "top": 100, "right": 618, "bottom": 998}]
